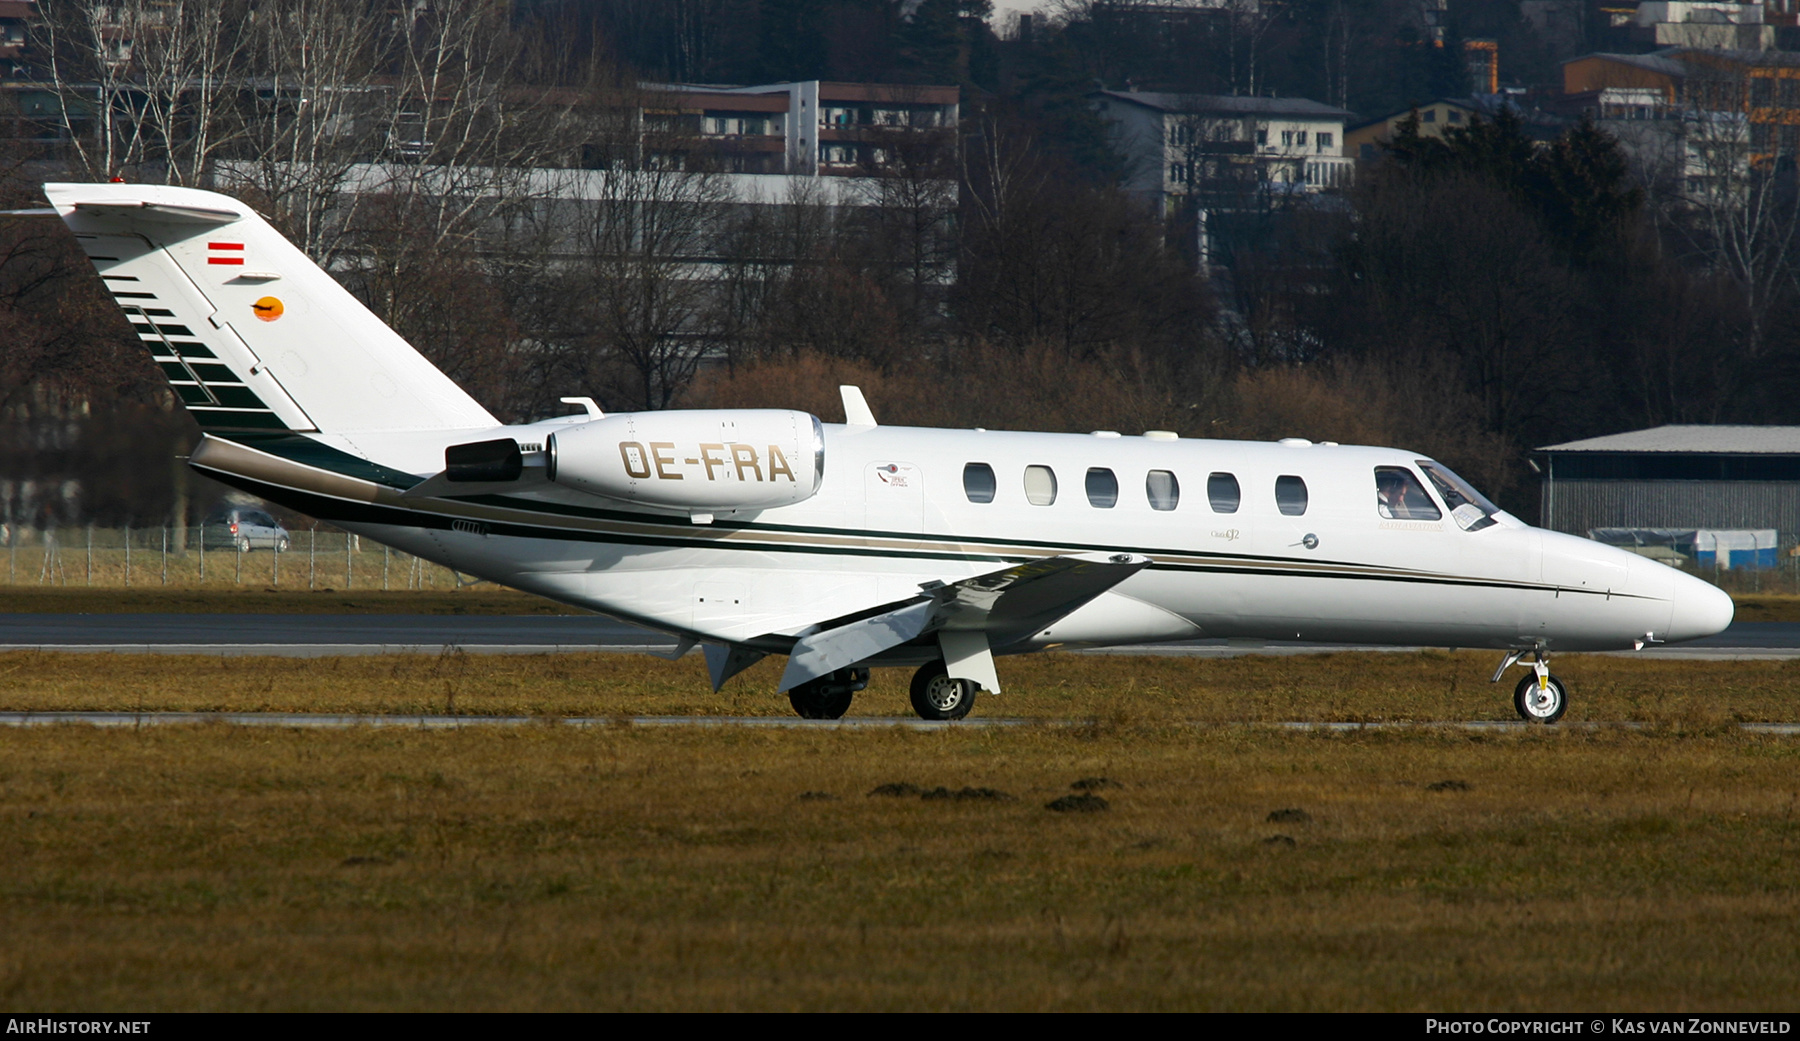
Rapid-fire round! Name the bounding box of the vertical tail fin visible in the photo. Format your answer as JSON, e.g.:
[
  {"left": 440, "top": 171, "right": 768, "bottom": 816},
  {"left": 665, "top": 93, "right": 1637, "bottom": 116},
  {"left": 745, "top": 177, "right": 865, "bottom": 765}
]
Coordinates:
[{"left": 46, "top": 182, "right": 497, "bottom": 435}]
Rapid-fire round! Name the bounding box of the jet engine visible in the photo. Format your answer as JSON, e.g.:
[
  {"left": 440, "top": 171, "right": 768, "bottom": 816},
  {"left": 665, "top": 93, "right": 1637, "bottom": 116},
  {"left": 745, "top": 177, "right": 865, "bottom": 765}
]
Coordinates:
[{"left": 545, "top": 409, "right": 824, "bottom": 512}]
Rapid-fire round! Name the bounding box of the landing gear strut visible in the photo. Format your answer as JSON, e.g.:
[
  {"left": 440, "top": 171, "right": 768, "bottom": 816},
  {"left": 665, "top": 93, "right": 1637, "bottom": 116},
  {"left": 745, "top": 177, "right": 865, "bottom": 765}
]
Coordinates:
[
  {"left": 787, "top": 667, "right": 868, "bottom": 719},
  {"left": 909, "top": 660, "right": 979, "bottom": 721},
  {"left": 1493, "top": 646, "right": 1568, "bottom": 724}
]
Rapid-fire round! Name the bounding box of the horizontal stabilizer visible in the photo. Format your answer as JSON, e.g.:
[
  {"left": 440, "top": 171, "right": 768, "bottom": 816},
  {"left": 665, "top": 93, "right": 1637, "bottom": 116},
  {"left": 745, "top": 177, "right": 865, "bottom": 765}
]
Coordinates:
[
  {"left": 777, "top": 551, "right": 1149, "bottom": 691},
  {"left": 74, "top": 200, "right": 241, "bottom": 224}
]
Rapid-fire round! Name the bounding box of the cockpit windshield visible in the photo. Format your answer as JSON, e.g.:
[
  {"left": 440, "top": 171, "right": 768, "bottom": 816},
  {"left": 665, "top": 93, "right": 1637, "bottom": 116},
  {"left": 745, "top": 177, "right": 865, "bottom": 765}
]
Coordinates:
[{"left": 1418, "top": 460, "right": 1501, "bottom": 532}]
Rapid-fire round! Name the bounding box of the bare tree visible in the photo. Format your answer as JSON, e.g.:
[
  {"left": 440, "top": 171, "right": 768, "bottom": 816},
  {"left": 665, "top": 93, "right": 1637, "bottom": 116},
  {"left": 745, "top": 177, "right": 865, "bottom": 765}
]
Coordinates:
[
  {"left": 35, "top": 0, "right": 249, "bottom": 184},
  {"left": 211, "top": 0, "right": 386, "bottom": 264},
  {"left": 552, "top": 152, "right": 736, "bottom": 410},
  {"left": 856, "top": 121, "right": 958, "bottom": 339},
  {"left": 335, "top": 0, "right": 583, "bottom": 348},
  {"left": 1661, "top": 60, "right": 1800, "bottom": 417}
]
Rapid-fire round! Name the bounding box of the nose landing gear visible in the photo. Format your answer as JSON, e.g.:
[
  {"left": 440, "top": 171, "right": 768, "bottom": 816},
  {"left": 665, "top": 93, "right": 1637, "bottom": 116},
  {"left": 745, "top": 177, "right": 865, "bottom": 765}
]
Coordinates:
[{"left": 1493, "top": 647, "right": 1568, "bottom": 724}]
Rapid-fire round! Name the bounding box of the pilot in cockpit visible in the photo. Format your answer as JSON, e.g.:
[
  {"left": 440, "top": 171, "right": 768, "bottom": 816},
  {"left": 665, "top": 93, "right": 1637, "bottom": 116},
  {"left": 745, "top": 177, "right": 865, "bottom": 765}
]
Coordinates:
[{"left": 1376, "top": 467, "right": 1442, "bottom": 521}]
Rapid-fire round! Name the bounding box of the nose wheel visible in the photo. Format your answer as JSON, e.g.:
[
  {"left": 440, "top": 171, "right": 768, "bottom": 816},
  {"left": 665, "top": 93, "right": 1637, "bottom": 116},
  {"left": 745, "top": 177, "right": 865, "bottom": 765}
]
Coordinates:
[
  {"left": 1513, "top": 671, "right": 1568, "bottom": 724},
  {"left": 1493, "top": 648, "right": 1568, "bottom": 724}
]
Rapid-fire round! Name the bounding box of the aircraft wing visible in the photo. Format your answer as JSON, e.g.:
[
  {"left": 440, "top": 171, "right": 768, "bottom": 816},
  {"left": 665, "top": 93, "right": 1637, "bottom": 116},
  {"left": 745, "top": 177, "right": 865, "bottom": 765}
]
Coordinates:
[{"left": 771, "top": 551, "right": 1151, "bottom": 694}]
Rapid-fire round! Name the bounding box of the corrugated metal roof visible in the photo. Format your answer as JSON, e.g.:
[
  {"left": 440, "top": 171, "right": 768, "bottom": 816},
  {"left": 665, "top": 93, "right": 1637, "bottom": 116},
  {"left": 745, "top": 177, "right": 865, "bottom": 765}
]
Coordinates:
[
  {"left": 1091, "top": 90, "right": 1353, "bottom": 119},
  {"left": 1539, "top": 425, "right": 1800, "bottom": 454}
]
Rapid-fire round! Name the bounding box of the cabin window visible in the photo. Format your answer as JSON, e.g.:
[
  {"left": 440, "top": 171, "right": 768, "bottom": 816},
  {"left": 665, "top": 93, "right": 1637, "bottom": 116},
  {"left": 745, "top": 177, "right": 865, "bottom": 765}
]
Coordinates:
[
  {"left": 1085, "top": 467, "right": 1118, "bottom": 508},
  {"left": 1374, "top": 466, "right": 1441, "bottom": 521},
  {"left": 963, "top": 462, "right": 997, "bottom": 504},
  {"left": 1275, "top": 475, "right": 1308, "bottom": 516},
  {"left": 1146, "top": 470, "right": 1179, "bottom": 511},
  {"left": 1207, "top": 472, "right": 1240, "bottom": 514},
  {"left": 1024, "top": 465, "right": 1058, "bottom": 506}
]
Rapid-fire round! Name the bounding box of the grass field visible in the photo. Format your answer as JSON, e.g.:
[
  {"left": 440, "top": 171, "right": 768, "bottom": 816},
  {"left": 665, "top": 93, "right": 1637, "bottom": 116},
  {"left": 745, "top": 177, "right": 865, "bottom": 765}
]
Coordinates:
[
  {"left": 2, "top": 651, "right": 1800, "bottom": 1010},
  {"left": 3, "top": 720, "right": 1797, "bottom": 1011},
  {"left": 0, "top": 647, "right": 1796, "bottom": 723}
]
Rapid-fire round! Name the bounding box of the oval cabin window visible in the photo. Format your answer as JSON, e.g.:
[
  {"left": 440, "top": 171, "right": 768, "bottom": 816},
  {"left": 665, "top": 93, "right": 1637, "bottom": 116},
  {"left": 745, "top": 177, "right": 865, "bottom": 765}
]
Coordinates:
[
  {"left": 963, "top": 462, "right": 997, "bottom": 504},
  {"left": 1085, "top": 467, "right": 1118, "bottom": 508},
  {"left": 1275, "top": 475, "right": 1308, "bottom": 516},
  {"left": 1207, "top": 472, "right": 1240, "bottom": 514},
  {"left": 1146, "top": 470, "right": 1179, "bottom": 511},
  {"left": 1024, "top": 465, "right": 1058, "bottom": 506}
]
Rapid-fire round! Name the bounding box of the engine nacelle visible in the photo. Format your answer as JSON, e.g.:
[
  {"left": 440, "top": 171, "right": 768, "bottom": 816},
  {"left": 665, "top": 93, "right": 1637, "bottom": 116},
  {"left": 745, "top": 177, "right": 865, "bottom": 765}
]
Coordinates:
[{"left": 545, "top": 409, "right": 823, "bottom": 513}]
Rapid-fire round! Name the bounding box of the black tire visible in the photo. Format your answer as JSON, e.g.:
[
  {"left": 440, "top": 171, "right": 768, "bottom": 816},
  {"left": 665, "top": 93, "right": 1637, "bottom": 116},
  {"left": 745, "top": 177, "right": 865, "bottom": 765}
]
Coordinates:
[
  {"left": 788, "top": 685, "right": 853, "bottom": 720},
  {"left": 236, "top": 537, "right": 251, "bottom": 553},
  {"left": 786, "top": 667, "right": 867, "bottom": 720},
  {"left": 909, "top": 660, "right": 978, "bottom": 721},
  {"left": 276, "top": 537, "right": 290, "bottom": 553},
  {"left": 1514, "top": 672, "right": 1568, "bottom": 724}
]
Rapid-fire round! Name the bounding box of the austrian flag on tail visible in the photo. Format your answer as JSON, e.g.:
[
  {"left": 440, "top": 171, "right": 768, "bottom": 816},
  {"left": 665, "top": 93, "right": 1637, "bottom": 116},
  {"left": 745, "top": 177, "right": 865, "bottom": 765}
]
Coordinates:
[{"left": 207, "top": 241, "right": 243, "bottom": 265}]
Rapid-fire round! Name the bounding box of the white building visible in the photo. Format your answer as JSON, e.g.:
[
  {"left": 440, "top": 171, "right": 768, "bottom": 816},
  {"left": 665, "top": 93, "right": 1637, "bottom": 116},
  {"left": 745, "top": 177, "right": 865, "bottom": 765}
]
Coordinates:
[
  {"left": 1090, "top": 89, "right": 1354, "bottom": 216},
  {"left": 1626, "top": 2, "right": 1774, "bottom": 50}
]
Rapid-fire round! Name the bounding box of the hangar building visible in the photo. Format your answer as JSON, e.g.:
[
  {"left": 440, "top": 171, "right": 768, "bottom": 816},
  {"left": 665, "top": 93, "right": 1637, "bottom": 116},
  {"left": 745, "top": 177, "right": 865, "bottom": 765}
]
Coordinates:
[{"left": 1537, "top": 425, "right": 1800, "bottom": 556}]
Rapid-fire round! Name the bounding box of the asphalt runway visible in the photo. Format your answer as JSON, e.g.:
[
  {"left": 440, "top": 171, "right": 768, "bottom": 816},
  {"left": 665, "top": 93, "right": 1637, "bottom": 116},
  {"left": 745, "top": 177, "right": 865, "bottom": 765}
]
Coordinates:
[{"left": 0, "top": 613, "right": 1796, "bottom": 660}]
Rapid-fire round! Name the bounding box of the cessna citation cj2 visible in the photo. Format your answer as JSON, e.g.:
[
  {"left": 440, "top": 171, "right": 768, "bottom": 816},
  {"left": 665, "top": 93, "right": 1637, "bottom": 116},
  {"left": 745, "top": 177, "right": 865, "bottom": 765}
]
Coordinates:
[{"left": 42, "top": 182, "right": 1735, "bottom": 723}]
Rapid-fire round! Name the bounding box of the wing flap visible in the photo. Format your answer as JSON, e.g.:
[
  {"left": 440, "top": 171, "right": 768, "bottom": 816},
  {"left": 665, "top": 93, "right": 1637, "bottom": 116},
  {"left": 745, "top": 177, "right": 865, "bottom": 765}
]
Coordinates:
[{"left": 776, "top": 552, "right": 1149, "bottom": 692}]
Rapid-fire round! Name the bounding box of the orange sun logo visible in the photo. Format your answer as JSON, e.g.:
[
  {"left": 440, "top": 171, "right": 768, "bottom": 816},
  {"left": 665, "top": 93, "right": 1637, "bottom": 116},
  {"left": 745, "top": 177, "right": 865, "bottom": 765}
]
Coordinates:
[{"left": 252, "top": 297, "right": 284, "bottom": 322}]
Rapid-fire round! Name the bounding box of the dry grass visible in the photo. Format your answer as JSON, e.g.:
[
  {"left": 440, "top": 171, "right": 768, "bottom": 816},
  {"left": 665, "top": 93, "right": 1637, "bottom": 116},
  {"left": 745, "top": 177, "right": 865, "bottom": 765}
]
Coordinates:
[
  {"left": 3, "top": 646, "right": 1799, "bottom": 1010},
  {"left": 0, "top": 648, "right": 1796, "bottom": 724},
  {"left": 2, "top": 540, "right": 457, "bottom": 593},
  {"left": 1728, "top": 594, "right": 1800, "bottom": 623},
  {"left": 2, "top": 721, "right": 1798, "bottom": 1010}
]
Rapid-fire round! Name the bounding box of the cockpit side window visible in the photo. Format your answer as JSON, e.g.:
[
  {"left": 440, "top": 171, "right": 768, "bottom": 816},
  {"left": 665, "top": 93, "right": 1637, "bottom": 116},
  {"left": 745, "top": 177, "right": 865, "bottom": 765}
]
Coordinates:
[
  {"left": 1418, "top": 460, "right": 1500, "bottom": 532},
  {"left": 1374, "top": 467, "right": 1442, "bottom": 521}
]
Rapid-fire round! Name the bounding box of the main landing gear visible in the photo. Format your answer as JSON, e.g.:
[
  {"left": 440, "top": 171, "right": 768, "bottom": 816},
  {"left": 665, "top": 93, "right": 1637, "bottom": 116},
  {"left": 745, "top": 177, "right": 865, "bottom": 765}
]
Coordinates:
[
  {"left": 787, "top": 667, "right": 868, "bottom": 719},
  {"left": 1493, "top": 646, "right": 1568, "bottom": 724},
  {"left": 909, "top": 660, "right": 979, "bottom": 721},
  {"left": 782, "top": 661, "right": 985, "bottom": 721}
]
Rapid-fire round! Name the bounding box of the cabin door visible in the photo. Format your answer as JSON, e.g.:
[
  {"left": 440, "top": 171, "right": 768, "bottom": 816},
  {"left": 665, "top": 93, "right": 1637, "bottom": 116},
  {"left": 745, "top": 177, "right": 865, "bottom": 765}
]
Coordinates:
[{"left": 864, "top": 461, "right": 924, "bottom": 535}]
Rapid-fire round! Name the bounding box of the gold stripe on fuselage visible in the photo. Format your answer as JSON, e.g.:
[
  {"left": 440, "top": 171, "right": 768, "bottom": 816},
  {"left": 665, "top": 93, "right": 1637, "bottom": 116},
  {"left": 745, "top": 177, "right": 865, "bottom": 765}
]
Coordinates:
[{"left": 190, "top": 436, "right": 1564, "bottom": 594}]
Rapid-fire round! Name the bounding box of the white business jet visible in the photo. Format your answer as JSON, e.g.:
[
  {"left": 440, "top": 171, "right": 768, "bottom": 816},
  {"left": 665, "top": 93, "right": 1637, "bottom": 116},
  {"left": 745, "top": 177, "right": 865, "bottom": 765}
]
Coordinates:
[{"left": 38, "top": 182, "right": 1735, "bottom": 723}]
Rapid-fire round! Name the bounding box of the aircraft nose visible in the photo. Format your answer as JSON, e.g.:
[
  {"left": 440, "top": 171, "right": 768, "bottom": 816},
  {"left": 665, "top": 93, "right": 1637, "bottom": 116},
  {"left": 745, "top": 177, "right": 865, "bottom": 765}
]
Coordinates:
[{"left": 1665, "top": 574, "right": 1735, "bottom": 643}]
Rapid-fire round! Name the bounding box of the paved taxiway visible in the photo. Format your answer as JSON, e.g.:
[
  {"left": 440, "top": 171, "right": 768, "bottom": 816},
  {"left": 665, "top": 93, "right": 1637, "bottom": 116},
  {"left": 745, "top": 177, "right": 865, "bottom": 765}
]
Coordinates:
[{"left": 0, "top": 613, "right": 1796, "bottom": 660}]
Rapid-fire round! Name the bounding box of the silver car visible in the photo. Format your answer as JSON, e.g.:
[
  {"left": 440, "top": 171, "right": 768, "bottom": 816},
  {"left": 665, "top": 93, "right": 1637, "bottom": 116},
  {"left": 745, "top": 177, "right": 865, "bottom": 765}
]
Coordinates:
[{"left": 201, "top": 506, "right": 291, "bottom": 552}]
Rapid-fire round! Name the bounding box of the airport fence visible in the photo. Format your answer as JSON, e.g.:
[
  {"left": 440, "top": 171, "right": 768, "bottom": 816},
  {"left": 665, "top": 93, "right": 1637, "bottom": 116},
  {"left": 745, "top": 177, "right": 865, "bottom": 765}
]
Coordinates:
[{"left": 0, "top": 524, "right": 463, "bottom": 590}]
